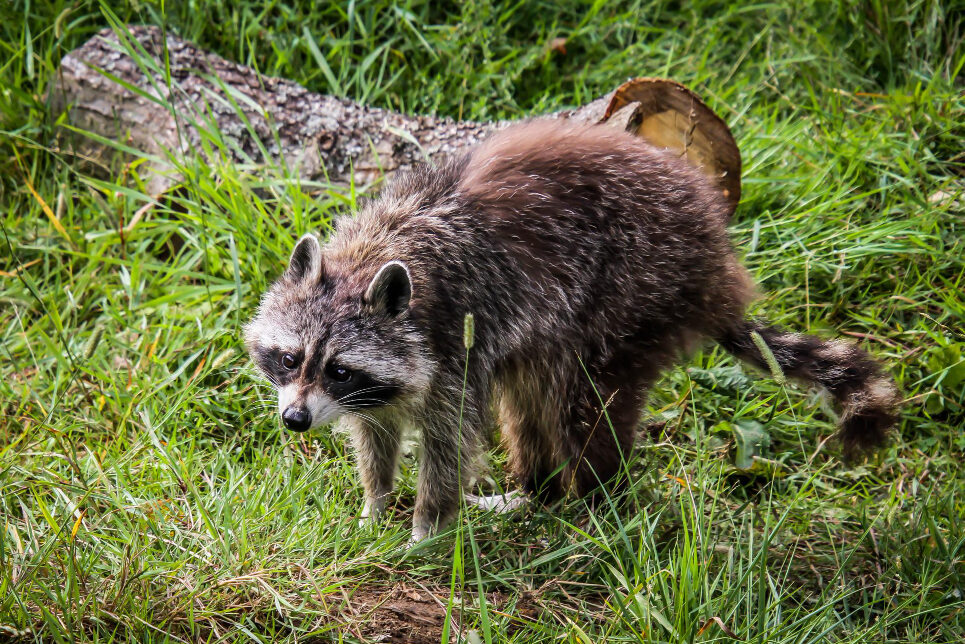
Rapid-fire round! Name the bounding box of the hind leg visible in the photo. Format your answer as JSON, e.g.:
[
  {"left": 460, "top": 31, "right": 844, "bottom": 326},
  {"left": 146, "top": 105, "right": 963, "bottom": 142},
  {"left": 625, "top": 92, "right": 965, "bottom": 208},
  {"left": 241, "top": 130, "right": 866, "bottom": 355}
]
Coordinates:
[
  {"left": 500, "top": 403, "right": 565, "bottom": 502},
  {"left": 497, "top": 364, "right": 567, "bottom": 503},
  {"left": 559, "top": 360, "right": 652, "bottom": 498}
]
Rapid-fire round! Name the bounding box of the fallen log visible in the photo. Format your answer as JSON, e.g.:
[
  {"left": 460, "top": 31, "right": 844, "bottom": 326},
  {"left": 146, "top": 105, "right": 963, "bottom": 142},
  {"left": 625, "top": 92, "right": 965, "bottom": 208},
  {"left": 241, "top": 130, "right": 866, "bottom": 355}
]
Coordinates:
[{"left": 49, "top": 25, "right": 741, "bottom": 216}]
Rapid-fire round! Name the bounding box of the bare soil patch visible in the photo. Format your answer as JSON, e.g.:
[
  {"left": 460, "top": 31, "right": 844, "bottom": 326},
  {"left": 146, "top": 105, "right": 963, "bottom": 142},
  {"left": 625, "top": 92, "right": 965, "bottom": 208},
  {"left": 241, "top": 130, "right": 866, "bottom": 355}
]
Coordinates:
[{"left": 338, "top": 586, "right": 457, "bottom": 643}]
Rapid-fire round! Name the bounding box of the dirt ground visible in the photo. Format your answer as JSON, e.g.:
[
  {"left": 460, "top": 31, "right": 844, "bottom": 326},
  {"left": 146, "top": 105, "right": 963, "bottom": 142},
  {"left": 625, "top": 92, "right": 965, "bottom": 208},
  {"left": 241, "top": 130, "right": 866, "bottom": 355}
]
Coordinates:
[{"left": 334, "top": 586, "right": 539, "bottom": 643}]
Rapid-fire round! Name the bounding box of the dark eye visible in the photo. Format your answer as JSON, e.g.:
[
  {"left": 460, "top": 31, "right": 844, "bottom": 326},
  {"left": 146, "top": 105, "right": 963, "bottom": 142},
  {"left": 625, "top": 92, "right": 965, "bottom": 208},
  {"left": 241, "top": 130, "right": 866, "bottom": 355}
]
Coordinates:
[
  {"left": 281, "top": 353, "right": 298, "bottom": 370},
  {"left": 325, "top": 363, "right": 353, "bottom": 383}
]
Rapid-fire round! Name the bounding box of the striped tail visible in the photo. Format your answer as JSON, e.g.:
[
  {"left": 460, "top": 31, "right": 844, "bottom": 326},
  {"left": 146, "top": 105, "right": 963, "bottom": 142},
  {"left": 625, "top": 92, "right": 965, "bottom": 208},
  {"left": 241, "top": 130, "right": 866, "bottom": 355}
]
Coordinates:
[{"left": 717, "top": 319, "right": 900, "bottom": 459}]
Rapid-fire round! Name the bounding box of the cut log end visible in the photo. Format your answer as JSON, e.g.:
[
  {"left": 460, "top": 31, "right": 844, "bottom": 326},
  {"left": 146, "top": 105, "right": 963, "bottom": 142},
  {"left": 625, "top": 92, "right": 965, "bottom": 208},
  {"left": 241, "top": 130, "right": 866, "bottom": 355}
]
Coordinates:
[{"left": 601, "top": 78, "right": 742, "bottom": 218}]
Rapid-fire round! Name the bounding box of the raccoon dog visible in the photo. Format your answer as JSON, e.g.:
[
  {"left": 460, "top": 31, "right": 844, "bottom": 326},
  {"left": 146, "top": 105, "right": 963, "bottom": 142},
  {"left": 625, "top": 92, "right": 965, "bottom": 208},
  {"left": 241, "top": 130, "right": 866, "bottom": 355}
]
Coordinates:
[{"left": 245, "top": 120, "right": 899, "bottom": 541}]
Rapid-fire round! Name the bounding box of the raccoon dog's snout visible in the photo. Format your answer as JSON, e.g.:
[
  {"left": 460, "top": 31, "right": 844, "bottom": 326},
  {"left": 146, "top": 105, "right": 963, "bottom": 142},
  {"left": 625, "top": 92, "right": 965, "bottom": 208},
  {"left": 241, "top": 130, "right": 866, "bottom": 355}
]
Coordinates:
[{"left": 282, "top": 405, "right": 311, "bottom": 432}]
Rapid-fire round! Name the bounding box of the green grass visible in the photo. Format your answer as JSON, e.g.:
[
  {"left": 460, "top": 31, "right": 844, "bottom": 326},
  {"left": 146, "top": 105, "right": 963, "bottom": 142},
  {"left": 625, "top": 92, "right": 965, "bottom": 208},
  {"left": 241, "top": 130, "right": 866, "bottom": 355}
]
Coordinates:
[{"left": 2, "top": 0, "right": 964, "bottom": 642}]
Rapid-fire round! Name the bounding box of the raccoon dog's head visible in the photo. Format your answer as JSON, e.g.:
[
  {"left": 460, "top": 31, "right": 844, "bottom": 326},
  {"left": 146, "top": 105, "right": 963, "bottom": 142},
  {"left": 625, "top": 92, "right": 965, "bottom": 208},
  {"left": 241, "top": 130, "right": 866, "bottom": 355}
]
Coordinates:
[{"left": 244, "top": 234, "right": 433, "bottom": 432}]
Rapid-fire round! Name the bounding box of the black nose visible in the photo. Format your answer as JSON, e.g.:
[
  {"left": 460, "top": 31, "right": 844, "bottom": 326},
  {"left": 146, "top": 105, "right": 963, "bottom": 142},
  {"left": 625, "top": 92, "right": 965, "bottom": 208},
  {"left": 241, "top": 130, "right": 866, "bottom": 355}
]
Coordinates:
[{"left": 282, "top": 406, "right": 311, "bottom": 432}]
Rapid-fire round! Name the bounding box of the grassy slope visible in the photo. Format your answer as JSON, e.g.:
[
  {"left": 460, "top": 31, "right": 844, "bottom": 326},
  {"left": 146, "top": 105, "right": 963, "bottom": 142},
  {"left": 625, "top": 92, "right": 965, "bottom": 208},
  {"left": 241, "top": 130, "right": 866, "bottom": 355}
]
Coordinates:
[{"left": 1, "top": 1, "right": 963, "bottom": 642}]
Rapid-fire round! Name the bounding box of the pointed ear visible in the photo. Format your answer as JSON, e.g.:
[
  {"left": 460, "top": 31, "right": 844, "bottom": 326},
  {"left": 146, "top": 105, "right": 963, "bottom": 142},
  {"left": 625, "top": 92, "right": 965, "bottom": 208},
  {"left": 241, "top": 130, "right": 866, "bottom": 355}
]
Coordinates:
[
  {"left": 285, "top": 233, "right": 323, "bottom": 283},
  {"left": 364, "top": 261, "right": 412, "bottom": 317}
]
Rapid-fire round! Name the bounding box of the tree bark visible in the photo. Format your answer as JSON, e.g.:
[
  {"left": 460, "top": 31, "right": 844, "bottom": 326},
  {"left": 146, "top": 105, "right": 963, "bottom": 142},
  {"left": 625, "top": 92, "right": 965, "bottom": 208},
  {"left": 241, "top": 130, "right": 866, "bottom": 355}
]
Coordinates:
[
  {"left": 48, "top": 26, "right": 612, "bottom": 196},
  {"left": 48, "top": 25, "right": 739, "bottom": 216}
]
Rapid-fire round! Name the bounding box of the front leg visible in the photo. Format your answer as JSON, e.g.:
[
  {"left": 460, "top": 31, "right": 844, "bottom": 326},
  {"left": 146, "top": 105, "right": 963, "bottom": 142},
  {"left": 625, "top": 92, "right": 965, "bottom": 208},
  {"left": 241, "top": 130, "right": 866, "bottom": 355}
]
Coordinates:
[
  {"left": 412, "top": 429, "right": 463, "bottom": 541},
  {"left": 411, "top": 383, "right": 487, "bottom": 541},
  {"left": 345, "top": 414, "right": 402, "bottom": 523}
]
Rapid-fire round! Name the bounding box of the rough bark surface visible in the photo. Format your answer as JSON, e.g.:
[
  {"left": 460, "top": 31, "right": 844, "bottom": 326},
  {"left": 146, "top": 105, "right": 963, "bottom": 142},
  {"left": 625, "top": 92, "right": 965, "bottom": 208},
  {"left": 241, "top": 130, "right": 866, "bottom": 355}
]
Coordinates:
[
  {"left": 49, "top": 25, "right": 741, "bottom": 218},
  {"left": 48, "top": 25, "right": 613, "bottom": 196}
]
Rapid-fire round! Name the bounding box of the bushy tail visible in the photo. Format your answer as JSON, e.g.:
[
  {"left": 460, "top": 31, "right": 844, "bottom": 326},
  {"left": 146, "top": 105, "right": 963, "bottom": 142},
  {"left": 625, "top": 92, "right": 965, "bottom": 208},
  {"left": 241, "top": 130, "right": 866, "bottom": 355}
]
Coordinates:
[{"left": 717, "top": 319, "right": 900, "bottom": 459}]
